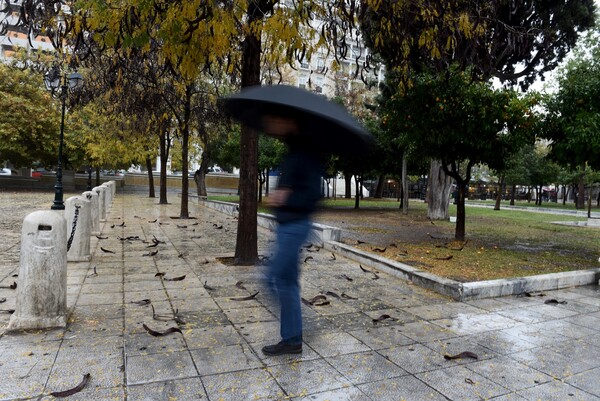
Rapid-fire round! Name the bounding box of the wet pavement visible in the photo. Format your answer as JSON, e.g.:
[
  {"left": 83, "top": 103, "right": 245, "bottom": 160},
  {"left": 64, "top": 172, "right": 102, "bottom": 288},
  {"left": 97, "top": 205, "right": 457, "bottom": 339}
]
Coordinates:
[{"left": 1, "top": 191, "right": 600, "bottom": 400}]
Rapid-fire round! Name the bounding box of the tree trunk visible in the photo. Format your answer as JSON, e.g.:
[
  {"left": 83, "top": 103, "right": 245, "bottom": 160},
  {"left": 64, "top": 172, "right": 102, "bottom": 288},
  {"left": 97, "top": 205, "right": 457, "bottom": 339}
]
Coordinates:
[
  {"left": 235, "top": 6, "right": 261, "bottom": 265},
  {"left": 510, "top": 183, "right": 516, "bottom": 206},
  {"left": 455, "top": 180, "right": 467, "bottom": 241},
  {"left": 426, "top": 159, "right": 452, "bottom": 219},
  {"left": 194, "top": 153, "right": 209, "bottom": 197},
  {"left": 95, "top": 167, "right": 100, "bottom": 187},
  {"left": 265, "top": 169, "right": 270, "bottom": 196},
  {"left": 588, "top": 185, "right": 592, "bottom": 218},
  {"left": 577, "top": 174, "right": 585, "bottom": 209},
  {"left": 344, "top": 172, "right": 352, "bottom": 198},
  {"left": 178, "top": 86, "right": 192, "bottom": 219},
  {"left": 145, "top": 157, "right": 155, "bottom": 198},
  {"left": 374, "top": 174, "right": 385, "bottom": 198},
  {"left": 258, "top": 169, "right": 265, "bottom": 203},
  {"left": 354, "top": 177, "right": 360, "bottom": 209},
  {"left": 401, "top": 151, "right": 409, "bottom": 215},
  {"left": 494, "top": 175, "right": 504, "bottom": 210},
  {"left": 159, "top": 130, "right": 168, "bottom": 204},
  {"left": 562, "top": 185, "right": 567, "bottom": 205}
]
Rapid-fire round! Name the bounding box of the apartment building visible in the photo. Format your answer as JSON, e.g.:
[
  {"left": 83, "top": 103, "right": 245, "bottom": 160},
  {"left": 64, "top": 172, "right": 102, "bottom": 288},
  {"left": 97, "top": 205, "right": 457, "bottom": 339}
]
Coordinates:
[{"left": 0, "top": 0, "right": 56, "bottom": 62}]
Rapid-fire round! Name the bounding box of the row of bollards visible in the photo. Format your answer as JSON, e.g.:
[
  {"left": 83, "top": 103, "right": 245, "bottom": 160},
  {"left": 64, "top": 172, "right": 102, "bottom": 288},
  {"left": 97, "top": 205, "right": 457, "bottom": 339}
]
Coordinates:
[{"left": 7, "top": 181, "right": 117, "bottom": 331}]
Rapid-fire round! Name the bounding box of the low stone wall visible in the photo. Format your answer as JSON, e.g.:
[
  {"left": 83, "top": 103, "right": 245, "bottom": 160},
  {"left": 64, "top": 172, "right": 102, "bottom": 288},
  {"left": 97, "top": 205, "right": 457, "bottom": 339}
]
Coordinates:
[
  {"left": 195, "top": 198, "right": 340, "bottom": 246},
  {"left": 196, "top": 196, "right": 600, "bottom": 301},
  {"left": 125, "top": 173, "right": 239, "bottom": 195}
]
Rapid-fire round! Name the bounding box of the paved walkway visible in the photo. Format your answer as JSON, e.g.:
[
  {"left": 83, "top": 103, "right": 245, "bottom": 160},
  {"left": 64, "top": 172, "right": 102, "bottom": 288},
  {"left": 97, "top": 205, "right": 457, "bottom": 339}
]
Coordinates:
[{"left": 1, "top": 192, "right": 600, "bottom": 401}]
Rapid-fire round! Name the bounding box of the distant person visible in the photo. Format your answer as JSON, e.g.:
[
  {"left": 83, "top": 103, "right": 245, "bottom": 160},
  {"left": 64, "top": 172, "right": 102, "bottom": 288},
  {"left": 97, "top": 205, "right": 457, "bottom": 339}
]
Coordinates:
[{"left": 261, "top": 114, "right": 323, "bottom": 356}]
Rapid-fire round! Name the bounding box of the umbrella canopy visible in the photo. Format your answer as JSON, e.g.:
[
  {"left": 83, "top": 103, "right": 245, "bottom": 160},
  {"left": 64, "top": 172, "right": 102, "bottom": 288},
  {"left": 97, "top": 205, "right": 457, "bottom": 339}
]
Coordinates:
[{"left": 221, "top": 85, "right": 374, "bottom": 156}]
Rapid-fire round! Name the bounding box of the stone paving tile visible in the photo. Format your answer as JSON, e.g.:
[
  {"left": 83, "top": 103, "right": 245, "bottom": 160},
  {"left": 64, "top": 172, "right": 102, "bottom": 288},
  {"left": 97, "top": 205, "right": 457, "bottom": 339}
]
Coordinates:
[
  {"left": 190, "top": 343, "right": 262, "bottom": 376},
  {"left": 516, "top": 379, "right": 600, "bottom": 401},
  {"left": 416, "top": 365, "right": 510, "bottom": 400},
  {"left": 126, "top": 378, "right": 207, "bottom": 401},
  {"left": 348, "top": 325, "right": 416, "bottom": 350},
  {"left": 303, "top": 331, "right": 371, "bottom": 358},
  {"left": 47, "top": 337, "right": 124, "bottom": 392},
  {"left": 125, "top": 350, "right": 197, "bottom": 385},
  {"left": 358, "top": 375, "right": 448, "bottom": 401},
  {"left": 268, "top": 358, "right": 352, "bottom": 398},
  {"left": 508, "top": 342, "right": 597, "bottom": 378},
  {"left": 326, "top": 350, "right": 409, "bottom": 385},
  {"left": 292, "top": 386, "right": 370, "bottom": 401},
  {"left": 565, "top": 367, "right": 600, "bottom": 395},
  {"left": 38, "top": 386, "right": 125, "bottom": 401},
  {"left": 0, "top": 340, "right": 60, "bottom": 400},
  {"left": 202, "top": 368, "right": 285, "bottom": 401},
  {"left": 465, "top": 355, "right": 553, "bottom": 391},
  {"left": 2, "top": 193, "right": 600, "bottom": 401},
  {"left": 379, "top": 343, "right": 449, "bottom": 374}
]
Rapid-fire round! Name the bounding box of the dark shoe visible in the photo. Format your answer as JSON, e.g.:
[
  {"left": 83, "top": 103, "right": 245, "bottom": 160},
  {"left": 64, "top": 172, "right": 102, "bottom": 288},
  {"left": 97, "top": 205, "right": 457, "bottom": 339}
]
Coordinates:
[{"left": 262, "top": 341, "right": 302, "bottom": 356}]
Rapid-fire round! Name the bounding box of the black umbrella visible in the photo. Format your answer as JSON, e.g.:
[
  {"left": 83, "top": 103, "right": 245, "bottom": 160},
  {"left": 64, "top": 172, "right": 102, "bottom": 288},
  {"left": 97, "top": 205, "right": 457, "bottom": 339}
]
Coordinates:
[{"left": 221, "top": 85, "right": 374, "bottom": 156}]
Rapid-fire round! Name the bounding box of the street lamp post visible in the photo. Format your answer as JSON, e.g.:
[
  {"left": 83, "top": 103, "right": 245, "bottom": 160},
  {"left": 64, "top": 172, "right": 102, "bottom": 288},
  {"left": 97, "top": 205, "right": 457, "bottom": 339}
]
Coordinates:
[{"left": 44, "top": 68, "right": 83, "bottom": 210}]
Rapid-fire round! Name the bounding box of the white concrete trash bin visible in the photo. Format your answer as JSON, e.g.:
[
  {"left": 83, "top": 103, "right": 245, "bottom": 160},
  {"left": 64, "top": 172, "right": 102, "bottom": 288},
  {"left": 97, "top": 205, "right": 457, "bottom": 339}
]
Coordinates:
[
  {"left": 8, "top": 210, "right": 68, "bottom": 331},
  {"left": 65, "top": 196, "right": 91, "bottom": 262},
  {"left": 93, "top": 186, "right": 107, "bottom": 222},
  {"left": 82, "top": 190, "right": 100, "bottom": 235}
]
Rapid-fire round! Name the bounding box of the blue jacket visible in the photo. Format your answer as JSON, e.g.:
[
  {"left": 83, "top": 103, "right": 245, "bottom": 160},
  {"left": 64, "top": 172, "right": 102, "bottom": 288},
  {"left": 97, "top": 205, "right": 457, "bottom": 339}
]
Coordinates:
[{"left": 274, "top": 142, "right": 323, "bottom": 223}]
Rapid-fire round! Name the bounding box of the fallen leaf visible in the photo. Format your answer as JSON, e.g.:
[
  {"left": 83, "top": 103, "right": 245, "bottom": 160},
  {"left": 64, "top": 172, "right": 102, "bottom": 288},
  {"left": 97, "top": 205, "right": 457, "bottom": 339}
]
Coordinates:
[
  {"left": 235, "top": 281, "right": 247, "bottom": 290},
  {"left": 372, "top": 314, "right": 396, "bottom": 324},
  {"left": 131, "top": 299, "right": 151, "bottom": 306},
  {"left": 544, "top": 299, "right": 567, "bottom": 305},
  {"left": 230, "top": 291, "right": 259, "bottom": 301},
  {"left": 203, "top": 281, "right": 215, "bottom": 291},
  {"left": 142, "top": 323, "right": 182, "bottom": 337},
  {"left": 444, "top": 351, "right": 479, "bottom": 360},
  {"left": 87, "top": 266, "right": 98, "bottom": 277},
  {"left": 100, "top": 247, "right": 115, "bottom": 254},
  {"left": 372, "top": 247, "right": 387, "bottom": 253},
  {"left": 49, "top": 373, "right": 91, "bottom": 397},
  {"left": 434, "top": 255, "right": 453, "bottom": 260},
  {"left": 143, "top": 250, "right": 158, "bottom": 257},
  {"left": 164, "top": 275, "right": 186, "bottom": 281},
  {"left": 304, "top": 256, "right": 313, "bottom": 263},
  {"left": 95, "top": 235, "right": 108, "bottom": 240}
]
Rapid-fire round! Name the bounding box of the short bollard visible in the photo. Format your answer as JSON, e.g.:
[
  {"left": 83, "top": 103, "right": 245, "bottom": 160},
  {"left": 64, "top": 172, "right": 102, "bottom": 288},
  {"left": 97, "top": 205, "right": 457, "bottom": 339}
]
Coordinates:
[
  {"left": 82, "top": 190, "right": 100, "bottom": 235},
  {"left": 65, "top": 196, "right": 91, "bottom": 262},
  {"left": 8, "top": 211, "right": 68, "bottom": 331},
  {"left": 93, "top": 186, "right": 106, "bottom": 222},
  {"left": 101, "top": 182, "right": 112, "bottom": 207}
]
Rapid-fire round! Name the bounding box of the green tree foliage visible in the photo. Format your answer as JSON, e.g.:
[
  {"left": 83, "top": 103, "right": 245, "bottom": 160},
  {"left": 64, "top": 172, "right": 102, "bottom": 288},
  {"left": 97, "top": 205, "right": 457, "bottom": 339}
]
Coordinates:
[
  {"left": 382, "top": 70, "right": 538, "bottom": 240},
  {"left": 545, "top": 31, "right": 600, "bottom": 172},
  {"left": 358, "top": 0, "right": 595, "bottom": 89},
  {"left": 0, "top": 63, "right": 60, "bottom": 167}
]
